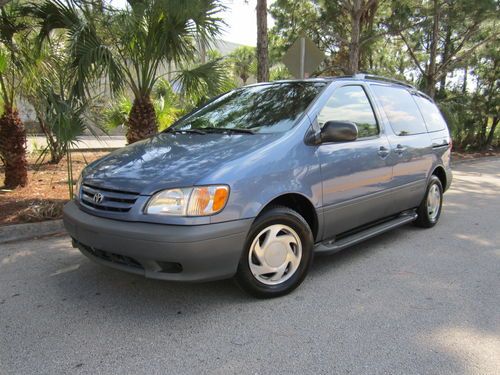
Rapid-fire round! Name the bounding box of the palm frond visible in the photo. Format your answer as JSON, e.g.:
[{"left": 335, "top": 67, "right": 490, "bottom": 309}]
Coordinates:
[
  {"left": 68, "top": 21, "right": 124, "bottom": 97},
  {"left": 152, "top": 78, "right": 177, "bottom": 105},
  {"left": 154, "top": 95, "right": 181, "bottom": 131},
  {"left": 0, "top": 1, "right": 31, "bottom": 46},
  {"left": 174, "top": 58, "right": 236, "bottom": 106},
  {"left": 0, "top": 45, "right": 8, "bottom": 75},
  {"left": 179, "top": 0, "right": 226, "bottom": 49},
  {"left": 103, "top": 95, "right": 132, "bottom": 130},
  {"left": 30, "top": 0, "right": 125, "bottom": 98}
]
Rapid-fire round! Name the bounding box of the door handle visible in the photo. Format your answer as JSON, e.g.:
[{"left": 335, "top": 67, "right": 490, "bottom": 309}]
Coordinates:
[
  {"left": 432, "top": 140, "right": 449, "bottom": 148},
  {"left": 394, "top": 144, "right": 406, "bottom": 155},
  {"left": 377, "top": 146, "right": 390, "bottom": 158}
]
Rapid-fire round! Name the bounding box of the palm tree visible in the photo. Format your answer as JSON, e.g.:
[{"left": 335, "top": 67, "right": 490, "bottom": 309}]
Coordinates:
[
  {"left": 0, "top": 1, "right": 29, "bottom": 188},
  {"left": 23, "top": 31, "right": 103, "bottom": 165},
  {"left": 230, "top": 46, "right": 256, "bottom": 85},
  {"left": 31, "top": 0, "right": 225, "bottom": 144}
]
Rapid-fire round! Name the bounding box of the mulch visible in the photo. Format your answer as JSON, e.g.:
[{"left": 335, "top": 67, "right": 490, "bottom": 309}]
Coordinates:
[{"left": 0, "top": 152, "right": 106, "bottom": 226}]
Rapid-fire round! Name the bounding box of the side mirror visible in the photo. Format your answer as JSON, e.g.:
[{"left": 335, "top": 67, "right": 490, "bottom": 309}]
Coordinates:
[{"left": 320, "top": 120, "right": 358, "bottom": 143}]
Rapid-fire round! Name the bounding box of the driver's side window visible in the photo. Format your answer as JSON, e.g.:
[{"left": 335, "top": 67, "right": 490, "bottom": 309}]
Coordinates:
[{"left": 318, "top": 85, "right": 379, "bottom": 138}]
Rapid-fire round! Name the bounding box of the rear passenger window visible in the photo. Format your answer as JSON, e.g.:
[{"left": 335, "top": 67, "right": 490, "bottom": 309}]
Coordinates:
[
  {"left": 318, "top": 85, "right": 378, "bottom": 138},
  {"left": 413, "top": 95, "right": 447, "bottom": 132},
  {"left": 371, "top": 85, "right": 426, "bottom": 136}
]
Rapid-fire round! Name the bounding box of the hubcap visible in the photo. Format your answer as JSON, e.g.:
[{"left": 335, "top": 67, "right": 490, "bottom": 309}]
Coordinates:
[
  {"left": 248, "top": 224, "right": 302, "bottom": 285},
  {"left": 427, "top": 184, "right": 441, "bottom": 221}
]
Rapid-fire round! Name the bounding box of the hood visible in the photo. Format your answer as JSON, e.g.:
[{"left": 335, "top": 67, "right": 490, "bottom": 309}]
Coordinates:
[{"left": 83, "top": 132, "right": 281, "bottom": 194}]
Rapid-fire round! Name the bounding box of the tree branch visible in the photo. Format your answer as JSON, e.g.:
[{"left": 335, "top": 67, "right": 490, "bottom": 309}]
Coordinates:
[
  {"left": 436, "top": 33, "right": 499, "bottom": 81},
  {"left": 361, "top": 0, "right": 379, "bottom": 13},
  {"left": 360, "top": 18, "right": 427, "bottom": 46},
  {"left": 398, "top": 32, "right": 426, "bottom": 76},
  {"left": 439, "top": 22, "right": 480, "bottom": 69}
]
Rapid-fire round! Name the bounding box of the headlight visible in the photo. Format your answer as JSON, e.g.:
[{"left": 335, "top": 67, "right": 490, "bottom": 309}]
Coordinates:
[
  {"left": 145, "top": 185, "right": 229, "bottom": 216},
  {"left": 74, "top": 174, "right": 83, "bottom": 199}
]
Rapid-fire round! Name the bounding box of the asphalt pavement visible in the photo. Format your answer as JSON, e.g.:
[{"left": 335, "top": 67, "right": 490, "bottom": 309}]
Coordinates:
[{"left": 1, "top": 158, "right": 499, "bottom": 375}]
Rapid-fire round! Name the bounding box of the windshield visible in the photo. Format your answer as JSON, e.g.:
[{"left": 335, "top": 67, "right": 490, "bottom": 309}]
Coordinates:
[{"left": 171, "top": 82, "right": 326, "bottom": 134}]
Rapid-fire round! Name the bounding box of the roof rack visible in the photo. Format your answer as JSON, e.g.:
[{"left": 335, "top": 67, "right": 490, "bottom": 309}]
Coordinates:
[{"left": 352, "top": 73, "right": 416, "bottom": 89}]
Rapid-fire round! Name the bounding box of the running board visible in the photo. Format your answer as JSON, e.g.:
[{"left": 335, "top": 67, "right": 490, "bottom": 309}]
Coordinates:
[{"left": 314, "top": 212, "right": 418, "bottom": 255}]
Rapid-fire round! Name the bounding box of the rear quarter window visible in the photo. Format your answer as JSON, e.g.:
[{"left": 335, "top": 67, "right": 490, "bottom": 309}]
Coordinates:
[
  {"left": 413, "top": 95, "right": 447, "bottom": 132},
  {"left": 371, "top": 85, "right": 427, "bottom": 136}
]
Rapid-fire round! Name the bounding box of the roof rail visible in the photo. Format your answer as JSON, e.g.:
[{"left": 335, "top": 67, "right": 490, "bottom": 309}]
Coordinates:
[{"left": 353, "top": 73, "right": 416, "bottom": 89}]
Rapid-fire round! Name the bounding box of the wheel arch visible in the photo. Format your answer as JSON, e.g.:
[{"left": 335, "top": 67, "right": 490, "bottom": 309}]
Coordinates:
[
  {"left": 431, "top": 165, "right": 447, "bottom": 191},
  {"left": 256, "top": 193, "right": 319, "bottom": 241}
]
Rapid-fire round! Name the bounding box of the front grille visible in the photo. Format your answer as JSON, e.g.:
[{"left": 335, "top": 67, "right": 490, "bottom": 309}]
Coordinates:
[
  {"left": 80, "top": 184, "right": 139, "bottom": 213},
  {"left": 76, "top": 240, "right": 143, "bottom": 270}
]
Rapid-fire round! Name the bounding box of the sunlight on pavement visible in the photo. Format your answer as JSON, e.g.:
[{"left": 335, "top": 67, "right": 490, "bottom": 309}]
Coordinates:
[
  {"left": 424, "top": 327, "right": 500, "bottom": 374},
  {"left": 50, "top": 264, "right": 81, "bottom": 277},
  {"left": 1, "top": 250, "right": 35, "bottom": 265},
  {"left": 455, "top": 234, "right": 494, "bottom": 248}
]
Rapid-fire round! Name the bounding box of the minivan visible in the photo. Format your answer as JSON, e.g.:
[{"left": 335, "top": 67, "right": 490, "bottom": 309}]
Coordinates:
[{"left": 63, "top": 74, "right": 452, "bottom": 298}]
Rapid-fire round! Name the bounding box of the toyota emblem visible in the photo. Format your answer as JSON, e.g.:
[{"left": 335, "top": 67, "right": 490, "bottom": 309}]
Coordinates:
[{"left": 93, "top": 192, "right": 104, "bottom": 204}]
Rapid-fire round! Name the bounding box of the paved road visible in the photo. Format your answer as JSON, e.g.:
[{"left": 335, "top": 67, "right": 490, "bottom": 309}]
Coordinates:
[
  {"left": 27, "top": 135, "right": 126, "bottom": 152},
  {"left": 1, "top": 158, "right": 499, "bottom": 375}
]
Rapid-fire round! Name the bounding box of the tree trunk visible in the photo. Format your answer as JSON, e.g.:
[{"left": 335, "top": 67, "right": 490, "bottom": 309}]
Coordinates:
[
  {"left": 484, "top": 117, "right": 498, "bottom": 149},
  {"left": 425, "top": 0, "right": 441, "bottom": 98},
  {"left": 348, "top": 1, "right": 363, "bottom": 75},
  {"left": 256, "top": 0, "right": 269, "bottom": 82},
  {"left": 462, "top": 66, "right": 468, "bottom": 93},
  {"left": 477, "top": 118, "right": 488, "bottom": 147},
  {"left": 126, "top": 96, "right": 158, "bottom": 144},
  {"left": 438, "top": 26, "right": 452, "bottom": 96},
  {"left": 0, "top": 107, "right": 28, "bottom": 188},
  {"left": 426, "top": 76, "right": 437, "bottom": 99},
  {"left": 37, "top": 115, "right": 64, "bottom": 164},
  {"left": 359, "top": 0, "right": 378, "bottom": 71}
]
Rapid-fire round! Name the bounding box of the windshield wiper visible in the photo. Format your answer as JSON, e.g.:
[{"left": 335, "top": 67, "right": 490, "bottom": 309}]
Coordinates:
[
  {"left": 202, "top": 127, "right": 255, "bottom": 135},
  {"left": 165, "top": 128, "right": 206, "bottom": 135}
]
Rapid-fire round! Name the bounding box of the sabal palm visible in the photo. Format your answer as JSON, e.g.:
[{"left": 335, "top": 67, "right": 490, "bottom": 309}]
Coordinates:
[
  {"left": 230, "top": 46, "right": 256, "bottom": 85},
  {"left": 0, "top": 1, "right": 30, "bottom": 188},
  {"left": 32, "top": 0, "right": 225, "bottom": 144}
]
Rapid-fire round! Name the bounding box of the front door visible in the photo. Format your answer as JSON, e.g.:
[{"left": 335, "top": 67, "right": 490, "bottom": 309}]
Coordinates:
[{"left": 316, "top": 84, "right": 393, "bottom": 239}]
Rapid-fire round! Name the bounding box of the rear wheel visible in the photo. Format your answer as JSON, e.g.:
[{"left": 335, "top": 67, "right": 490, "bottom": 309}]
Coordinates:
[
  {"left": 414, "top": 175, "right": 443, "bottom": 228},
  {"left": 235, "top": 206, "right": 314, "bottom": 298}
]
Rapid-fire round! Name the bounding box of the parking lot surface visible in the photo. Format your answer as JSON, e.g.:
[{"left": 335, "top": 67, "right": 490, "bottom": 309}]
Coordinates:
[{"left": 1, "top": 158, "right": 499, "bottom": 374}]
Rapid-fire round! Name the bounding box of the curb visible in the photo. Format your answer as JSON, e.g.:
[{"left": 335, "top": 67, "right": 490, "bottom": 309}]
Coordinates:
[
  {"left": 0, "top": 220, "right": 65, "bottom": 244},
  {"left": 70, "top": 147, "right": 120, "bottom": 152}
]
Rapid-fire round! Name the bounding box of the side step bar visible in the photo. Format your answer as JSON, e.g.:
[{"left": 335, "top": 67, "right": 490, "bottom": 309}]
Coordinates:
[{"left": 314, "top": 212, "right": 418, "bottom": 255}]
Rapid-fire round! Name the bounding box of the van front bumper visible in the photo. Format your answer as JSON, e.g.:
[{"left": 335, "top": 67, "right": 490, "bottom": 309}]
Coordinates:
[{"left": 63, "top": 201, "right": 252, "bottom": 282}]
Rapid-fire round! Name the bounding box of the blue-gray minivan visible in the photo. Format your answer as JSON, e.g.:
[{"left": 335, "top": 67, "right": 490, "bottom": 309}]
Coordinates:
[{"left": 63, "top": 74, "right": 452, "bottom": 298}]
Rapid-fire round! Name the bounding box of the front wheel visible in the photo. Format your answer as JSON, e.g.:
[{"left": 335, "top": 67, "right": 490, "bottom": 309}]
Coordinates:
[
  {"left": 235, "top": 206, "right": 314, "bottom": 298},
  {"left": 414, "top": 175, "right": 443, "bottom": 228}
]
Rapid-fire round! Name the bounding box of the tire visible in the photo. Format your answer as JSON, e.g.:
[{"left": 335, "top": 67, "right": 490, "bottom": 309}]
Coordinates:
[
  {"left": 414, "top": 175, "right": 443, "bottom": 228},
  {"left": 235, "top": 206, "right": 314, "bottom": 298}
]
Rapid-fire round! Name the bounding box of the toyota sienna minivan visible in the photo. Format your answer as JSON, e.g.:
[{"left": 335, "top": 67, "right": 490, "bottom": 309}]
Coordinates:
[{"left": 63, "top": 74, "right": 452, "bottom": 298}]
